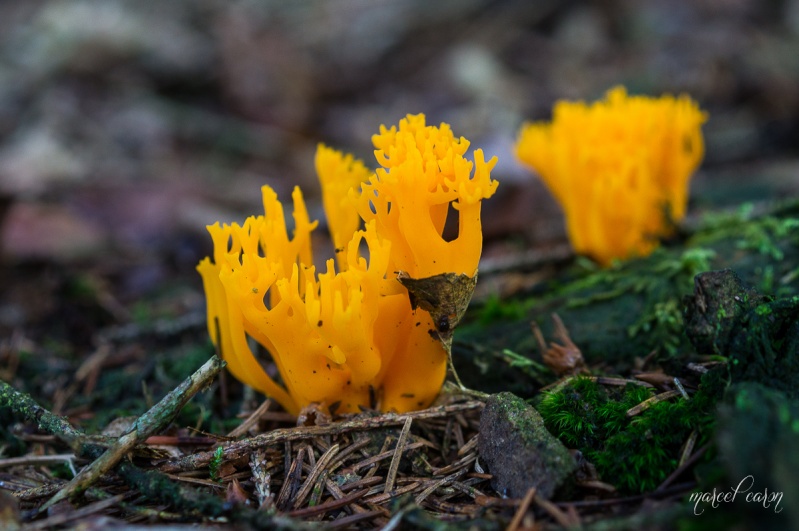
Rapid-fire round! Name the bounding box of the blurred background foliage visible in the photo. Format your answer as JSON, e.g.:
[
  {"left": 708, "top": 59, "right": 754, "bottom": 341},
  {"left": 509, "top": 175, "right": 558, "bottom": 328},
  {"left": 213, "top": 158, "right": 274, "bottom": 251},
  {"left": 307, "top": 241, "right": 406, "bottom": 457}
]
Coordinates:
[{"left": 0, "top": 0, "right": 798, "bottom": 353}]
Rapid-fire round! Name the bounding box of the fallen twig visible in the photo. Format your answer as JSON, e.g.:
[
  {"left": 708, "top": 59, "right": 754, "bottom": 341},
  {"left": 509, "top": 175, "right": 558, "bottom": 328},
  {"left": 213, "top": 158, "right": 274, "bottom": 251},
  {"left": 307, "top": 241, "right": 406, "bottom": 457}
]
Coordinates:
[
  {"left": 0, "top": 454, "right": 78, "bottom": 470},
  {"left": 38, "top": 355, "right": 225, "bottom": 512},
  {"left": 656, "top": 444, "right": 710, "bottom": 492},
  {"left": 292, "top": 443, "right": 339, "bottom": 509},
  {"left": 384, "top": 417, "right": 413, "bottom": 494},
  {"left": 159, "top": 400, "right": 484, "bottom": 473},
  {"left": 507, "top": 487, "right": 537, "bottom": 531},
  {"left": 0, "top": 379, "right": 84, "bottom": 446},
  {"left": 25, "top": 493, "right": 127, "bottom": 530},
  {"left": 287, "top": 488, "right": 369, "bottom": 518},
  {"left": 535, "top": 492, "right": 580, "bottom": 528},
  {"left": 227, "top": 397, "right": 274, "bottom": 438},
  {"left": 626, "top": 390, "right": 683, "bottom": 417}
]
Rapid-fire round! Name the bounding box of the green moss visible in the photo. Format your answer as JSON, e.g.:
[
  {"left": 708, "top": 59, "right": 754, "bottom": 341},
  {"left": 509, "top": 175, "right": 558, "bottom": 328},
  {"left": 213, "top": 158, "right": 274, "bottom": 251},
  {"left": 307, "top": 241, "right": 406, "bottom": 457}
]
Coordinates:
[
  {"left": 690, "top": 204, "right": 799, "bottom": 263},
  {"left": 476, "top": 293, "right": 531, "bottom": 325},
  {"left": 755, "top": 304, "right": 773, "bottom": 316},
  {"left": 537, "top": 377, "right": 650, "bottom": 450},
  {"left": 118, "top": 463, "right": 230, "bottom": 519},
  {"left": 50, "top": 461, "right": 77, "bottom": 480},
  {"left": 160, "top": 344, "right": 215, "bottom": 382},
  {"left": 463, "top": 199, "right": 799, "bottom": 376},
  {"left": 727, "top": 295, "right": 799, "bottom": 398},
  {"left": 628, "top": 299, "right": 684, "bottom": 356},
  {"left": 737, "top": 217, "right": 799, "bottom": 261},
  {"left": 209, "top": 446, "right": 225, "bottom": 481},
  {"left": 551, "top": 247, "right": 717, "bottom": 362},
  {"left": 498, "top": 349, "right": 553, "bottom": 382},
  {"left": 536, "top": 370, "right": 722, "bottom": 494}
]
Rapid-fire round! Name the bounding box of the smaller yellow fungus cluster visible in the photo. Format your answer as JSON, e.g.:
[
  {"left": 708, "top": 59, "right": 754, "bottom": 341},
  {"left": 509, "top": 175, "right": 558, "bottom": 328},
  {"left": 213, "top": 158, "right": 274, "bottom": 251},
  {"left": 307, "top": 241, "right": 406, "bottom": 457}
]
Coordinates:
[
  {"left": 198, "top": 114, "right": 497, "bottom": 415},
  {"left": 515, "top": 86, "right": 707, "bottom": 265}
]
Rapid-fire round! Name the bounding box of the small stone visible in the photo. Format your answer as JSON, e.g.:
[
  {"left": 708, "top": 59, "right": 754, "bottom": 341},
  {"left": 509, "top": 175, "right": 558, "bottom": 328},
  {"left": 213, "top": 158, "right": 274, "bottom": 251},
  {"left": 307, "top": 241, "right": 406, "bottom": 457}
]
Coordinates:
[{"left": 478, "top": 392, "right": 576, "bottom": 499}]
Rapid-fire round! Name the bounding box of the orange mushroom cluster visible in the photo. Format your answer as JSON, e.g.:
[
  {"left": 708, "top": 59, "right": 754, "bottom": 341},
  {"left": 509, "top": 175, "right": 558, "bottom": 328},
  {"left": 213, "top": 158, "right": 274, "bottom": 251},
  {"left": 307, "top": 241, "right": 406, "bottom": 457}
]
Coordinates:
[
  {"left": 198, "top": 114, "right": 498, "bottom": 415},
  {"left": 515, "top": 86, "right": 707, "bottom": 266}
]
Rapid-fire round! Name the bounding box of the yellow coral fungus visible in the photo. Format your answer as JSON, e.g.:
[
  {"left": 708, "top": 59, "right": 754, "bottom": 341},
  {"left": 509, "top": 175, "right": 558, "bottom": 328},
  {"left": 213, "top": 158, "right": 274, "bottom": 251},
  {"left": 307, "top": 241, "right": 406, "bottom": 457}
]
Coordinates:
[
  {"left": 355, "top": 114, "right": 499, "bottom": 278},
  {"left": 515, "top": 86, "right": 707, "bottom": 266},
  {"left": 315, "top": 145, "right": 371, "bottom": 270},
  {"left": 198, "top": 114, "right": 496, "bottom": 415}
]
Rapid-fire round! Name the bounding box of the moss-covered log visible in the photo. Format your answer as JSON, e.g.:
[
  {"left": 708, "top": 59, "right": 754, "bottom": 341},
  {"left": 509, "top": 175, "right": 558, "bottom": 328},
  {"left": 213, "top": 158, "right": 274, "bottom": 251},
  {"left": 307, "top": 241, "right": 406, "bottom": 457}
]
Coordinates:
[{"left": 455, "top": 199, "right": 799, "bottom": 395}]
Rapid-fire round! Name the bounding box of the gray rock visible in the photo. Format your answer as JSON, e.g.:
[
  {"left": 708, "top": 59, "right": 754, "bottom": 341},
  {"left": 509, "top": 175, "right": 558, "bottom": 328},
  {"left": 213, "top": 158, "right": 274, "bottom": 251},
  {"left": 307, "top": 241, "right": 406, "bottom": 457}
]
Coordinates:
[{"left": 478, "top": 392, "right": 576, "bottom": 499}]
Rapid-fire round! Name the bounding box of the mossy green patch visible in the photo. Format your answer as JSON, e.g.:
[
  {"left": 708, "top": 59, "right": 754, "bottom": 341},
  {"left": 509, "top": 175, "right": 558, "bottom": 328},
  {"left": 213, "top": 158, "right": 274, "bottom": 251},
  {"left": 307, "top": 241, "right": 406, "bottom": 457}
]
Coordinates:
[
  {"left": 458, "top": 199, "right": 799, "bottom": 385},
  {"left": 691, "top": 205, "right": 799, "bottom": 262},
  {"left": 684, "top": 270, "right": 799, "bottom": 398},
  {"left": 476, "top": 293, "right": 532, "bottom": 325},
  {"left": 536, "top": 371, "right": 722, "bottom": 494},
  {"left": 727, "top": 297, "right": 799, "bottom": 399},
  {"left": 209, "top": 446, "right": 225, "bottom": 481}
]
